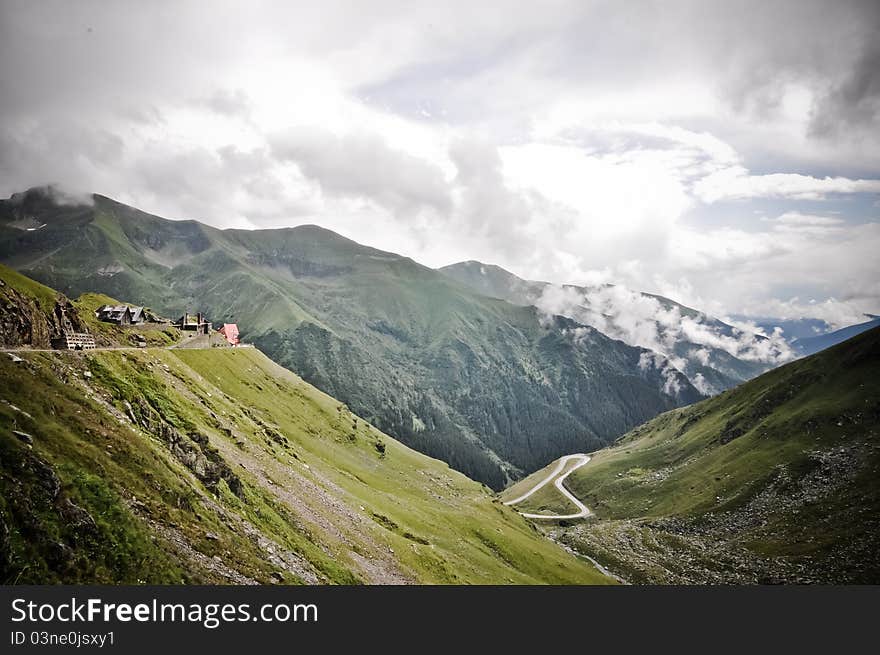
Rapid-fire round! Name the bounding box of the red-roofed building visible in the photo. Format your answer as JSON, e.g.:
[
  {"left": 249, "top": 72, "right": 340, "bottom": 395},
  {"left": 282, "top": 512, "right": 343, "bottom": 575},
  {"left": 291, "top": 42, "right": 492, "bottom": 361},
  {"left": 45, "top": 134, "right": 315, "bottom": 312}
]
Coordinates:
[{"left": 217, "top": 323, "right": 240, "bottom": 346}]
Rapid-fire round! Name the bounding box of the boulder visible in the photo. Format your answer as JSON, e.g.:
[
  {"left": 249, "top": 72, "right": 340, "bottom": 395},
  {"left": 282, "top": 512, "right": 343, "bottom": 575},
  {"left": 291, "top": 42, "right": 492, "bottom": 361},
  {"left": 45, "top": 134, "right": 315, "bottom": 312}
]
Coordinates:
[{"left": 12, "top": 430, "right": 33, "bottom": 445}]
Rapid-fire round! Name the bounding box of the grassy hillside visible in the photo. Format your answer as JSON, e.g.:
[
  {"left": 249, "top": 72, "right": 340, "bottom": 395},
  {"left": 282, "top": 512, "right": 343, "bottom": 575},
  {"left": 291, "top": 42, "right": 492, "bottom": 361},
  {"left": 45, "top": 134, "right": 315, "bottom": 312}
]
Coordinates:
[
  {"left": 0, "top": 262, "right": 58, "bottom": 313},
  {"left": 0, "top": 189, "right": 701, "bottom": 488},
  {"left": 0, "top": 344, "right": 611, "bottom": 584},
  {"left": 545, "top": 327, "right": 880, "bottom": 583}
]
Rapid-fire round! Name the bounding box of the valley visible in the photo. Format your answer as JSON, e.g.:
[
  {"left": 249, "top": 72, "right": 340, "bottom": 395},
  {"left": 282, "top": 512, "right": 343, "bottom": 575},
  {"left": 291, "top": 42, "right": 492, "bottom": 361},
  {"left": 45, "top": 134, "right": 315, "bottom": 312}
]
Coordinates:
[{"left": 506, "top": 327, "right": 880, "bottom": 583}]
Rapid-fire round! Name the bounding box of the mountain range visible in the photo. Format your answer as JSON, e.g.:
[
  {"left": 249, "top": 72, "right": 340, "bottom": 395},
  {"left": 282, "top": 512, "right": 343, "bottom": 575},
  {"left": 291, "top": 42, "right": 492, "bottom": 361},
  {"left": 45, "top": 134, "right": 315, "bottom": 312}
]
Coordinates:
[
  {"left": 0, "top": 187, "right": 703, "bottom": 488},
  {"left": 440, "top": 261, "right": 789, "bottom": 395},
  {"left": 3, "top": 189, "right": 877, "bottom": 584},
  {"left": 790, "top": 315, "right": 880, "bottom": 357}
]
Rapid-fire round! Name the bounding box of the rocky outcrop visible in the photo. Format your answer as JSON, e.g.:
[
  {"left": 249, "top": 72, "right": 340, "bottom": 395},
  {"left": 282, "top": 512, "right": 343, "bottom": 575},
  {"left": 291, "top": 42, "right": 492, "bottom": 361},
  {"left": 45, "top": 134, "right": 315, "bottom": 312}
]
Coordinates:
[
  {"left": 124, "top": 397, "right": 244, "bottom": 498},
  {"left": 0, "top": 279, "right": 86, "bottom": 348}
]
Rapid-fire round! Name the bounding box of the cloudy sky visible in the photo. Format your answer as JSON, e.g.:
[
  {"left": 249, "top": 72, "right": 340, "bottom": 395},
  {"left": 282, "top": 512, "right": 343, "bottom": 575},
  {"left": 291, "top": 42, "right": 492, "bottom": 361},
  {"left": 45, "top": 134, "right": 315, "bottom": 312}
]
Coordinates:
[{"left": 1, "top": 0, "right": 878, "bottom": 327}]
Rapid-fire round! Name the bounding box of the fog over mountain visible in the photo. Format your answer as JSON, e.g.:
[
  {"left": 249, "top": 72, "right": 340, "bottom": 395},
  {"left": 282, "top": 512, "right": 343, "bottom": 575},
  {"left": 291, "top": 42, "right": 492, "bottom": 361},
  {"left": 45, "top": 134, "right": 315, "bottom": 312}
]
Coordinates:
[
  {"left": 441, "top": 261, "right": 787, "bottom": 395},
  {"left": 535, "top": 283, "right": 793, "bottom": 393}
]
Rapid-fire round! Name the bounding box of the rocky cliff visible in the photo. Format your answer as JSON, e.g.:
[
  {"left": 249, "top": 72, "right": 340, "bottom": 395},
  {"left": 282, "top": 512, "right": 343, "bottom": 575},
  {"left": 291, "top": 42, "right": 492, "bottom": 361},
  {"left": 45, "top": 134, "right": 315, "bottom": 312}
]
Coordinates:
[{"left": 0, "top": 269, "right": 87, "bottom": 348}]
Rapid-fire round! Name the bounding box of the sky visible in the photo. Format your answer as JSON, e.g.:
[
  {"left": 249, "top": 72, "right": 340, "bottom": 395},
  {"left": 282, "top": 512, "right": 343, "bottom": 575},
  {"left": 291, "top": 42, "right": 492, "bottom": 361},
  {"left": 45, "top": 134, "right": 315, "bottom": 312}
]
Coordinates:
[{"left": 1, "top": 0, "right": 878, "bottom": 328}]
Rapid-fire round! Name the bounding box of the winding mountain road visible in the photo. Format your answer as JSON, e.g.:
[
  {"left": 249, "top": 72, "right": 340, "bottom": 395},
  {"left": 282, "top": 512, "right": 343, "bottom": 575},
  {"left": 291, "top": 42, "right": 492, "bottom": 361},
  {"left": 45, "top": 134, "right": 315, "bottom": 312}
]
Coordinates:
[{"left": 503, "top": 453, "right": 592, "bottom": 520}]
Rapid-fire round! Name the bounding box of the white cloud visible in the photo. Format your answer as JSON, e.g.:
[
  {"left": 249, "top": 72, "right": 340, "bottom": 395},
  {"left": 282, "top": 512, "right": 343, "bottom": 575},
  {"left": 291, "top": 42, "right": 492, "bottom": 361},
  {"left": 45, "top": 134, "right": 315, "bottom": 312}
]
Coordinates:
[
  {"left": 665, "top": 220, "right": 880, "bottom": 326},
  {"left": 733, "top": 297, "right": 876, "bottom": 331},
  {"left": 533, "top": 280, "right": 794, "bottom": 398},
  {"left": 637, "top": 351, "right": 684, "bottom": 396},
  {"left": 772, "top": 211, "right": 845, "bottom": 227},
  {"left": 694, "top": 166, "right": 880, "bottom": 202},
  {"left": 0, "top": 0, "right": 878, "bottom": 328}
]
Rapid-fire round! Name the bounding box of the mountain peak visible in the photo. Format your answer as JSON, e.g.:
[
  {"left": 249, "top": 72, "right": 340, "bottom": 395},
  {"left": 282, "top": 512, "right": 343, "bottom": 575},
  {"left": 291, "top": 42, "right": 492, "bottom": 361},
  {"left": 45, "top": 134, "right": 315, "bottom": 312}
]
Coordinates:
[{"left": 5, "top": 185, "right": 95, "bottom": 211}]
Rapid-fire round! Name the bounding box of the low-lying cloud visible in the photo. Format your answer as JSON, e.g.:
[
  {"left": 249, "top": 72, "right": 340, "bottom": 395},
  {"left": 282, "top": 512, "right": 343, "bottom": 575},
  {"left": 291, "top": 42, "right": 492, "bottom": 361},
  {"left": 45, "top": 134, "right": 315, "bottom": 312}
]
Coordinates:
[{"left": 535, "top": 282, "right": 795, "bottom": 394}]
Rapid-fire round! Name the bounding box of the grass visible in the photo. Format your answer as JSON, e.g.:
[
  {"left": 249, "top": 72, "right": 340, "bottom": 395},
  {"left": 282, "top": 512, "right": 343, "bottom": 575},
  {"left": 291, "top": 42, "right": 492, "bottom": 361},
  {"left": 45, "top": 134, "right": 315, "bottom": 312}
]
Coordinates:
[
  {"left": 552, "top": 326, "right": 880, "bottom": 583},
  {"left": 0, "top": 345, "right": 612, "bottom": 584},
  {"left": 167, "top": 347, "right": 612, "bottom": 584},
  {"left": 0, "top": 357, "right": 191, "bottom": 583},
  {"left": 0, "top": 262, "right": 57, "bottom": 312}
]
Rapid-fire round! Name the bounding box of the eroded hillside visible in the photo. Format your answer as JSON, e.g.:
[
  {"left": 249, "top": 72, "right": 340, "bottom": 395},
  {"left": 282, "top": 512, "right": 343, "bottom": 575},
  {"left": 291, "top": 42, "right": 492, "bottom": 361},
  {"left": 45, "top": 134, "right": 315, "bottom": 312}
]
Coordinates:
[{"left": 0, "top": 346, "right": 609, "bottom": 584}]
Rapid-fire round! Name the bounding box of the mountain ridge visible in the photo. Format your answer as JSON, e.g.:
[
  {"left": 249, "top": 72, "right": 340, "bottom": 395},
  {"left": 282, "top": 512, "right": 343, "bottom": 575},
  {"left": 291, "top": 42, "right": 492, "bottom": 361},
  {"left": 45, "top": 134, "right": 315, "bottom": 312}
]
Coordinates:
[
  {"left": 791, "top": 315, "right": 880, "bottom": 357},
  {"left": 440, "top": 260, "right": 786, "bottom": 395},
  {"left": 0, "top": 188, "right": 702, "bottom": 488}
]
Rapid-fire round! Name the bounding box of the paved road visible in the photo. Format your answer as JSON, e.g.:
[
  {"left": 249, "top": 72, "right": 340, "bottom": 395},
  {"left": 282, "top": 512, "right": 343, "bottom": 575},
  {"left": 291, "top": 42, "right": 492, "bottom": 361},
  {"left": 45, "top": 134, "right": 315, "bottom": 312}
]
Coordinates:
[
  {"left": 2, "top": 347, "right": 142, "bottom": 353},
  {"left": 0, "top": 344, "right": 249, "bottom": 354},
  {"left": 503, "top": 454, "right": 592, "bottom": 520}
]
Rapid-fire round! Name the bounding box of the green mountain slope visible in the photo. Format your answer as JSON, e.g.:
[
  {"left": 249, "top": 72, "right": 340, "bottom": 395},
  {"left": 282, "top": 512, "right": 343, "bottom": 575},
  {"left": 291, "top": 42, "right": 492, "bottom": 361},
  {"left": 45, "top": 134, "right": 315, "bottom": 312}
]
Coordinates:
[
  {"left": 0, "top": 188, "right": 702, "bottom": 488},
  {"left": 441, "top": 260, "right": 777, "bottom": 394},
  {"left": 0, "top": 273, "right": 609, "bottom": 584},
  {"left": 542, "top": 327, "right": 880, "bottom": 583}
]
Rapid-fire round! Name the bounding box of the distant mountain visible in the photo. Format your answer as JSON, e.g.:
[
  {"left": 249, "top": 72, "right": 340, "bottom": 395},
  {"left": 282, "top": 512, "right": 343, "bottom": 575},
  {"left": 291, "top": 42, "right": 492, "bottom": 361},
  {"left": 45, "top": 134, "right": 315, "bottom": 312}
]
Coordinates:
[
  {"left": 732, "top": 315, "right": 832, "bottom": 342},
  {"left": 0, "top": 188, "right": 702, "bottom": 488},
  {"left": 552, "top": 325, "right": 880, "bottom": 584},
  {"left": 440, "top": 261, "right": 790, "bottom": 395},
  {"left": 791, "top": 315, "right": 880, "bottom": 357}
]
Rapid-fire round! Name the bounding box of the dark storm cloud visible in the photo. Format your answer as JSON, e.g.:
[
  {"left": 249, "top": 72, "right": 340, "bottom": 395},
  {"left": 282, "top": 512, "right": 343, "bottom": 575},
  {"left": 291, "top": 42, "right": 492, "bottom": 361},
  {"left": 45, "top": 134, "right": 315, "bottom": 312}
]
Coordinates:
[
  {"left": 680, "top": 0, "right": 880, "bottom": 143},
  {"left": 200, "top": 89, "right": 253, "bottom": 118},
  {"left": 689, "top": 0, "right": 880, "bottom": 157},
  {"left": 270, "top": 128, "right": 452, "bottom": 217},
  {"left": 810, "top": 39, "right": 880, "bottom": 137}
]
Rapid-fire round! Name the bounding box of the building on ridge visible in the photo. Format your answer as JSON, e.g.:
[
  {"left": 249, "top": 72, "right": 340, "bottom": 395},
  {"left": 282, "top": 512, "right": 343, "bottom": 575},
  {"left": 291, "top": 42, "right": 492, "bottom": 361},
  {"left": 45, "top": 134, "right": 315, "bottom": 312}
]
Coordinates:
[
  {"left": 217, "top": 323, "right": 240, "bottom": 346},
  {"left": 173, "top": 312, "right": 212, "bottom": 335},
  {"left": 95, "top": 304, "right": 145, "bottom": 325}
]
